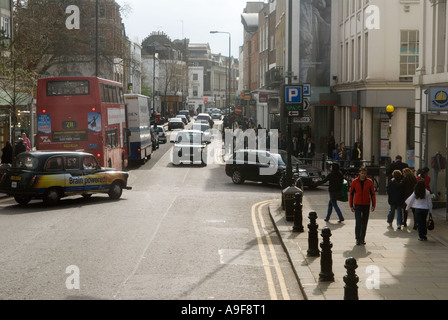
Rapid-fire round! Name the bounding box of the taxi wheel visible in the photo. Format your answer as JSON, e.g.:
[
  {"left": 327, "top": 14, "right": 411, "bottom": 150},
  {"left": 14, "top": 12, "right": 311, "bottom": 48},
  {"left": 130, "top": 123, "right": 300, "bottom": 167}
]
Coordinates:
[
  {"left": 108, "top": 182, "right": 123, "bottom": 200},
  {"left": 14, "top": 195, "right": 31, "bottom": 205},
  {"left": 43, "top": 188, "right": 61, "bottom": 206},
  {"left": 232, "top": 169, "right": 245, "bottom": 184}
]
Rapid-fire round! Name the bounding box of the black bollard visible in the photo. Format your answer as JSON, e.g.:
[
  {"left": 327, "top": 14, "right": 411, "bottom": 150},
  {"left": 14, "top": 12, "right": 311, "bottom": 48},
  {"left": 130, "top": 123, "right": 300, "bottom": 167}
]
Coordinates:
[
  {"left": 343, "top": 257, "right": 359, "bottom": 300},
  {"left": 307, "top": 211, "right": 320, "bottom": 257},
  {"left": 292, "top": 191, "right": 304, "bottom": 232},
  {"left": 319, "top": 227, "right": 334, "bottom": 282}
]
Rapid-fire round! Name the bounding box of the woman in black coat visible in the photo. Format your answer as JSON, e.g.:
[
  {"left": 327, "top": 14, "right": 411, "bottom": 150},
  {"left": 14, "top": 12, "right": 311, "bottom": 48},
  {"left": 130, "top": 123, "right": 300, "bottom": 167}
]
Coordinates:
[{"left": 317, "top": 162, "right": 345, "bottom": 222}]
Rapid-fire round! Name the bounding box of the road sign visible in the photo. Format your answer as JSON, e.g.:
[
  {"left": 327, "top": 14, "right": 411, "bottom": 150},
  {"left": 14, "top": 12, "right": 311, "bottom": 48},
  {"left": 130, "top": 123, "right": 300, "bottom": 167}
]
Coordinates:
[
  {"left": 293, "top": 116, "right": 313, "bottom": 124},
  {"left": 303, "top": 98, "right": 311, "bottom": 112},
  {"left": 284, "top": 85, "right": 304, "bottom": 117},
  {"left": 303, "top": 84, "right": 311, "bottom": 96},
  {"left": 285, "top": 86, "right": 303, "bottom": 104}
]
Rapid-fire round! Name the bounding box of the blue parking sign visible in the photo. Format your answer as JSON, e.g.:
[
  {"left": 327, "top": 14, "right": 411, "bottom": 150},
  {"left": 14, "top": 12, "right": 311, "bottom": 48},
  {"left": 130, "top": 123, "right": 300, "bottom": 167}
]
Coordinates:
[{"left": 285, "top": 86, "right": 303, "bottom": 104}]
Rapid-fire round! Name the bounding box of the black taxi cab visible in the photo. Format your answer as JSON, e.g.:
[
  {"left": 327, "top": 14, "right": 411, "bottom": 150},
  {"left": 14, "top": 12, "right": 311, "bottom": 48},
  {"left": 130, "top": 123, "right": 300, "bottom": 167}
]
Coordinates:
[{"left": 0, "top": 151, "right": 132, "bottom": 206}]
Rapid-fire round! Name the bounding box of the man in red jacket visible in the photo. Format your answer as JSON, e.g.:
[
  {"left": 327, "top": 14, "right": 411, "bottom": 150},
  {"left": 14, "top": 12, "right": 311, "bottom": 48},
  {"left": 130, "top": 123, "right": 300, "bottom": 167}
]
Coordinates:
[{"left": 349, "top": 167, "right": 376, "bottom": 245}]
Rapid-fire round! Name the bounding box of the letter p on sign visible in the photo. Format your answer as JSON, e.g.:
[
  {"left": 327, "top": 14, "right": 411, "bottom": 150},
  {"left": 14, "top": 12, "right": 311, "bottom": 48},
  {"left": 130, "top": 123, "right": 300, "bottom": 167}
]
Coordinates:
[{"left": 285, "top": 86, "right": 303, "bottom": 104}]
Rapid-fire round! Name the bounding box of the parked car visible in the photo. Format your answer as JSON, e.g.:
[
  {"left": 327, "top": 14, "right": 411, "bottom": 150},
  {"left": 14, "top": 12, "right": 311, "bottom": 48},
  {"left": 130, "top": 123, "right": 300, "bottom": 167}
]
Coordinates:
[
  {"left": 156, "top": 125, "right": 167, "bottom": 144},
  {"left": 168, "top": 117, "right": 185, "bottom": 131},
  {"left": 178, "top": 110, "right": 191, "bottom": 122},
  {"left": 0, "top": 151, "right": 132, "bottom": 205},
  {"left": 150, "top": 127, "right": 159, "bottom": 150},
  {"left": 171, "top": 130, "right": 209, "bottom": 166},
  {"left": 176, "top": 114, "right": 188, "bottom": 125},
  {"left": 278, "top": 150, "right": 323, "bottom": 189},
  {"left": 225, "top": 149, "right": 301, "bottom": 188},
  {"left": 196, "top": 113, "right": 214, "bottom": 128}
]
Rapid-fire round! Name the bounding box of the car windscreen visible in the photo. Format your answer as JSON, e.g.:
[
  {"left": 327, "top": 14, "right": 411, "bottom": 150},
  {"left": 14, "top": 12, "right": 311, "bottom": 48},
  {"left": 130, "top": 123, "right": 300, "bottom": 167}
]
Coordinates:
[
  {"left": 272, "top": 154, "right": 286, "bottom": 166},
  {"left": 13, "top": 154, "right": 39, "bottom": 169},
  {"left": 176, "top": 132, "right": 204, "bottom": 145},
  {"left": 192, "top": 124, "right": 209, "bottom": 132},
  {"left": 280, "top": 152, "right": 302, "bottom": 166}
]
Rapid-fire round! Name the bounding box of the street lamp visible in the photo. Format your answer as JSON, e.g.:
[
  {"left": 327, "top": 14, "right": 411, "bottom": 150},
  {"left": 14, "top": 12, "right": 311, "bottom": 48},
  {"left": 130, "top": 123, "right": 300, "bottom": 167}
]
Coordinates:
[{"left": 210, "top": 31, "right": 231, "bottom": 115}]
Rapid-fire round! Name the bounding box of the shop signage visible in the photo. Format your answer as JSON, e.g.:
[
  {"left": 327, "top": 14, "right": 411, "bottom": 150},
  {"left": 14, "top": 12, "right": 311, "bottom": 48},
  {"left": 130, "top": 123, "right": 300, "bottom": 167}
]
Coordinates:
[{"left": 429, "top": 87, "right": 448, "bottom": 111}]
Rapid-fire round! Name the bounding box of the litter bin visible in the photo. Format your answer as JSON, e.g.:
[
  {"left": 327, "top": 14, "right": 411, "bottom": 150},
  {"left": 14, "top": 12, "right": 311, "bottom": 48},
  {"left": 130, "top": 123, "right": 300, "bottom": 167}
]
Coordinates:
[{"left": 282, "top": 185, "right": 302, "bottom": 221}]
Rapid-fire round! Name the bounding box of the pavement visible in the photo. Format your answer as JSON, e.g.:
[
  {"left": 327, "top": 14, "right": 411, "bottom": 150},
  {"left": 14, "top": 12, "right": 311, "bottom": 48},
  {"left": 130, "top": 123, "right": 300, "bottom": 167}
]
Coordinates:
[{"left": 269, "top": 188, "right": 448, "bottom": 300}]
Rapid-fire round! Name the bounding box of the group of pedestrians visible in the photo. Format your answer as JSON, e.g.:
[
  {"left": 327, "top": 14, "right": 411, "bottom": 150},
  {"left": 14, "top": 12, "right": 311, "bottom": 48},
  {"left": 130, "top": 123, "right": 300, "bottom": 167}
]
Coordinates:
[
  {"left": 386, "top": 155, "right": 433, "bottom": 241},
  {"left": 1, "top": 132, "right": 31, "bottom": 165},
  {"left": 316, "top": 154, "right": 434, "bottom": 245}
]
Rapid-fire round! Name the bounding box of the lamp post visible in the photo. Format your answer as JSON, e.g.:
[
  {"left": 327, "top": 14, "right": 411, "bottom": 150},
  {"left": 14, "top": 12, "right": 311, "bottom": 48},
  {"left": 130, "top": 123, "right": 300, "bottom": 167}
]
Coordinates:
[
  {"left": 386, "top": 105, "right": 394, "bottom": 164},
  {"left": 210, "top": 31, "right": 231, "bottom": 115}
]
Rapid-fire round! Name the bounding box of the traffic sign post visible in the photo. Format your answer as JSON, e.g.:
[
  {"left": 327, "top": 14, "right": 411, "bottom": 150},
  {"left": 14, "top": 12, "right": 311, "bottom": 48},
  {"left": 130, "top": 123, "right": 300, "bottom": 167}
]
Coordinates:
[{"left": 283, "top": 85, "right": 304, "bottom": 118}]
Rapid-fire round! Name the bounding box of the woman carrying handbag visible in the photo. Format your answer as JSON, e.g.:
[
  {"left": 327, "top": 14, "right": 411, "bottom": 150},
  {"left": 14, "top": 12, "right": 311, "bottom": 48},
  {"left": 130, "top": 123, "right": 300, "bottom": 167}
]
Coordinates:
[{"left": 405, "top": 180, "right": 433, "bottom": 241}]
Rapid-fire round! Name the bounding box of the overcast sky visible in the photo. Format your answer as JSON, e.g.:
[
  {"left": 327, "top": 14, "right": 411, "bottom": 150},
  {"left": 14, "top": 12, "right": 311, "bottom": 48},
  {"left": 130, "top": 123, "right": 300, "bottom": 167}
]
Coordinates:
[{"left": 116, "top": 0, "right": 255, "bottom": 57}]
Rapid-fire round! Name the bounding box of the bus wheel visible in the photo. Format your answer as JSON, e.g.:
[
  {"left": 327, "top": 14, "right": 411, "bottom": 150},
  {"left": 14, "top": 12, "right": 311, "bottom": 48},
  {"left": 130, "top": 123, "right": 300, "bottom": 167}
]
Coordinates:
[
  {"left": 14, "top": 195, "right": 31, "bottom": 205},
  {"left": 108, "top": 182, "right": 123, "bottom": 200},
  {"left": 43, "top": 188, "right": 61, "bottom": 206}
]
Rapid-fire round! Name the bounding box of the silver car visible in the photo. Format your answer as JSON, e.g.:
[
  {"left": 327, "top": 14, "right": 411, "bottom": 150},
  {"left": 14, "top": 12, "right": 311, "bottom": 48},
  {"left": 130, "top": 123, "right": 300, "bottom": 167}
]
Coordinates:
[{"left": 157, "top": 125, "right": 167, "bottom": 144}]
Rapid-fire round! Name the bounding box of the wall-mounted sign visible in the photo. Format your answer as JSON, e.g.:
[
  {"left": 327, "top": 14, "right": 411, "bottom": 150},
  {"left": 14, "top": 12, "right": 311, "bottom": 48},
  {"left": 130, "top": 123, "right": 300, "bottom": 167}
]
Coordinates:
[{"left": 429, "top": 87, "right": 448, "bottom": 111}]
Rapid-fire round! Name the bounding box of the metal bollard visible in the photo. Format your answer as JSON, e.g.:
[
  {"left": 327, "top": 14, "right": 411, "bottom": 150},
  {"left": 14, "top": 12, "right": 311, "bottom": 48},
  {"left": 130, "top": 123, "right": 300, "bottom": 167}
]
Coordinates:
[
  {"left": 307, "top": 211, "right": 320, "bottom": 257},
  {"left": 292, "top": 191, "right": 304, "bottom": 232},
  {"left": 343, "top": 257, "right": 359, "bottom": 300},
  {"left": 319, "top": 227, "right": 334, "bottom": 282}
]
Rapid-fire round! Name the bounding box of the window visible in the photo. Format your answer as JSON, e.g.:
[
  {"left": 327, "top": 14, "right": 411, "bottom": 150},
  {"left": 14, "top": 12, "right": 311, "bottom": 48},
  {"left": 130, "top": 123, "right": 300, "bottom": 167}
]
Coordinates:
[
  {"left": 82, "top": 156, "right": 99, "bottom": 170},
  {"left": 100, "top": 84, "right": 123, "bottom": 104},
  {"left": 45, "top": 157, "right": 64, "bottom": 171},
  {"left": 47, "top": 80, "right": 90, "bottom": 96},
  {"left": 400, "top": 30, "right": 419, "bottom": 78},
  {"left": 1, "top": 16, "right": 11, "bottom": 38},
  {"left": 65, "top": 156, "right": 80, "bottom": 170},
  {"left": 193, "top": 73, "right": 198, "bottom": 81},
  {"left": 106, "top": 128, "right": 118, "bottom": 149}
]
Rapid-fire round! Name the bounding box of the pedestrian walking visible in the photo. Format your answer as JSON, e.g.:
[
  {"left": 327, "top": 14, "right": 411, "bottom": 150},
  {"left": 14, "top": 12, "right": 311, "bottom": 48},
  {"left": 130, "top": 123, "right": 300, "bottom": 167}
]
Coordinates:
[
  {"left": 305, "top": 137, "right": 315, "bottom": 164},
  {"left": 349, "top": 167, "right": 376, "bottom": 245},
  {"left": 386, "top": 155, "right": 409, "bottom": 180},
  {"left": 21, "top": 132, "right": 31, "bottom": 152},
  {"left": 316, "top": 162, "right": 345, "bottom": 223},
  {"left": 400, "top": 167, "right": 417, "bottom": 228},
  {"left": 351, "top": 142, "right": 362, "bottom": 167},
  {"left": 386, "top": 170, "right": 404, "bottom": 229},
  {"left": 1, "top": 141, "right": 13, "bottom": 164},
  {"left": 336, "top": 141, "right": 348, "bottom": 168},
  {"left": 417, "top": 167, "right": 431, "bottom": 193},
  {"left": 14, "top": 137, "right": 26, "bottom": 157},
  {"left": 405, "top": 180, "right": 433, "bottom": 241}
]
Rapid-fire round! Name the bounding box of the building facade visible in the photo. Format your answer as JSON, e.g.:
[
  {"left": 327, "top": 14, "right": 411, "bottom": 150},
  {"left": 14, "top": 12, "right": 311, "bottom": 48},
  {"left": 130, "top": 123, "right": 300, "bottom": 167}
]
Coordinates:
[
  {"left": 414, "top": 0, "right": 448, "bottom": 205},
  {"left": 332, "top": 0, "right": 420, "bottom": 167}
]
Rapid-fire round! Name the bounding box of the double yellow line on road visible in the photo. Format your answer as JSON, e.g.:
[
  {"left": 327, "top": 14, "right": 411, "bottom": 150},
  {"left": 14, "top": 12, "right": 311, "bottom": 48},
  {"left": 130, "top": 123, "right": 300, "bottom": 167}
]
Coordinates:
[
  {"left": 0, "top": 197, "right": 13, "bottom": 203},
  {"left": 251, "top": 200, "right": 290, "bottom": 300}
]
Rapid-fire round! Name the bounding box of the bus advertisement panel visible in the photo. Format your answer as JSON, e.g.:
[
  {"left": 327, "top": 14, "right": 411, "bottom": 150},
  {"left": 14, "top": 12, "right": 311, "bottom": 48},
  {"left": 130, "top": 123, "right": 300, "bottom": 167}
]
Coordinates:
[
  {"left": 36, "top": 77, "right": 129, "bottom": 171},
  {"left": 124, "top": 94, "right": 152, "bottom": 163}
]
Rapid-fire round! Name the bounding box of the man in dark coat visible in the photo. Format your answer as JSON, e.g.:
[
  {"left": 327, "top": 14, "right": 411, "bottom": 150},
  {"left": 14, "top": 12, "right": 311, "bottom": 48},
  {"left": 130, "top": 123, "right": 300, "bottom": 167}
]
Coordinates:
[
  {"left": 1, "top": 141, "right": 13, "bottom": 164},
  {"left": 387, "top": 155, "right": 409, "bottom": 180},
  {"left": 14, "top": 138, "right": 26, "bottom": 157}
]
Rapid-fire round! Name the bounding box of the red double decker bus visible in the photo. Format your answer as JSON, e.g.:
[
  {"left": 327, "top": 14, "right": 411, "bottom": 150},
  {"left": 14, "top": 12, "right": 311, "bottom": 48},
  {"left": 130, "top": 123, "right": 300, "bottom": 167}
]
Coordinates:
[{"left": 36, "top": 77, "right": 129, "bottom": 170}]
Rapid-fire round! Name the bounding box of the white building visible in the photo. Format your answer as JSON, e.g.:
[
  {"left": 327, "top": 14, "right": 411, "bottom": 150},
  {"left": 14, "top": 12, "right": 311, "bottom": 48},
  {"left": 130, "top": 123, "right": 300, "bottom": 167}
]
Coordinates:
[
  {"left": 127, "top": 37, "right": 142, "bottom": 94},
  {"left": 332, "top": 0, "right": 420, "bottom": 166},
  {"left": 414, "top": 0, "right": 448, "bottom": 204},
  {"left": 187, "top": 66, "right": 204, "bottom": 114}
]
